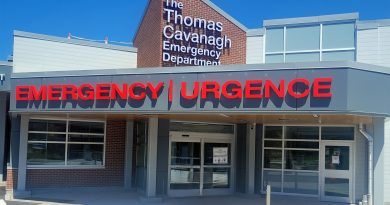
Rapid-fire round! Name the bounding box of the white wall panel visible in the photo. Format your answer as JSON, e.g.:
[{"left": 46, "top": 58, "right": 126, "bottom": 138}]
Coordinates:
[
  {"left": 246, "top": 35, "right": 264, "bottom": 64},
  {"left": 13, "top": 34, "right": 137, "bottom": 73},
  {"left": 379, "top": 26, "right": 390, "bottom": 67},
  {"left": 357, "top": 25, "right": 390, "bottom": 68}
]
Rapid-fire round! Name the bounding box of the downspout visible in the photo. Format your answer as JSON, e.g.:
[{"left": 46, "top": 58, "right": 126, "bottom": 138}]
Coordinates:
[{"left": 359, "top": 123, "right": 373, "bottom": 205}]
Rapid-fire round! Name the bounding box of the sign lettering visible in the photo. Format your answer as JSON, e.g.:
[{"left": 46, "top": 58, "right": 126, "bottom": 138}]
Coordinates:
[
  {"left": 162, "top": 0, "right": 232, "bottom": 66},
  {"left": 15, "top": 78, "right": 333, "bottom": 102}
]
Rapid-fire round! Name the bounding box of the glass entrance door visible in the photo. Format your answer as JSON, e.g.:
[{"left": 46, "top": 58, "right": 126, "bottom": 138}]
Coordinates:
[
  {"left": 168, "top": 132, "right": 233, "bottom": 197},
  {"left": 202, "top": 141, "right": 232, "bottom": 195},
  {"left": 321, "top": 142, "right": 353, "bottom": 203}
]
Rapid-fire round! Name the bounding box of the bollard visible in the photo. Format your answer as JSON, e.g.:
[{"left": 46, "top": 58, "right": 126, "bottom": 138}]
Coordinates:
[{"left": 266, "top": 185, "right": 271, "bottom": 205}]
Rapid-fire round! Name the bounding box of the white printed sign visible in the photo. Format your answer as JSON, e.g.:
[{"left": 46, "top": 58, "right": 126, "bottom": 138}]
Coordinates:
[
  {"left": 213, "top": 147, "right": 228, "bottom": 164},
  {"left": 332, "top": 155, "right": 340, "bottom": 164}
]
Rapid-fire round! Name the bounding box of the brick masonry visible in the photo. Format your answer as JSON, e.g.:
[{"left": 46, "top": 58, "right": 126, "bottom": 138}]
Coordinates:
[
  {"left": 135, "top": 0, "right": 246, "bottom": 68},
  {"left": 25, "top": 120, "right": 126, "bottom": 189},
  {"left": 6, "top": 168, "right": 17, "bottom": 190},
  {"left": 134, "top": 0, "right": 164, "bottom": 68}
]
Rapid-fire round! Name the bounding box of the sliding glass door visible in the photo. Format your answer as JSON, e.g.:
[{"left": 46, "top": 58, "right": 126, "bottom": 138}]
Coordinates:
[{"left": 168, "top": 132, "right": 234, "bottom": 197}]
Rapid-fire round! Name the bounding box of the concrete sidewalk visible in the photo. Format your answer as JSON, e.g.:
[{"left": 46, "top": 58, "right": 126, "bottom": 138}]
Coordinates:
[
  {"left": 6, "top": 189, "right": 347, "bottom": 205},
  {"left": 0, "top": 181, "right": 7, "bottom": 205}
]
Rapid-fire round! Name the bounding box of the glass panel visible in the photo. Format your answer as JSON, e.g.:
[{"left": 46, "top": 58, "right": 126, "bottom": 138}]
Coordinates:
[
  {"left": 68, "top": 121, "right": 105, "bottom": 134},
  {"left": 170, "top": 168, "right": 200, "bottom": 190},
  {"left": 285, "top": 150, "right": 319, "bottom": 170},
  {"left": 264, "top": 149, "right": 282, "bottom": 169},
  {"left": 265, "top": 54, "right": 284, "bottom": 63},
  {"left": 323, "top": 23, "right": 355, "bottom": 49},
  {"left": 68, "top": 134, "right": 104, "bottom": 143},
  {"left": 322, "top": 127, "right": 354, "bottom": 140},
  {"left": 263, "top": 170, "right": 282, "bottom": 192},
  {"left": 285, "top": 126, "right": 319, "bottom": 140},
  {"left": 322, "top": 50, "right": 355, "bottom": 61},
  {"left": 284, "top": 171, "right": 319, "bottom": 195},
  {"left": 170, "top": 122, "right": 234, "bottom": 134},
  {"left": 67, "top": 144, "right": 104, "bottom": 165},
  {"left": 286, "top": 25, "right": 320, "bottom": 51},
  {"left": 285, "top": 141, "right": 319, "bottom": 149},
  {"left": 325, "top": 178, "right": 349, "bottom": 197},
  {"left": 28, "top": 133, "right": 66, "bottom": 142},
  {"left": 264, "top": 140, "right": 282, "bottom": 148},
  {"left": 27, "top": 143, "right": 65, "bottom": 165},
  {"left": 325, "top": 146, "right": 350, "bottom": 170},
  {"left": 29, "top": 119, "right": 66, "bottom": 132},
  {"left": 203, "top": 167, "right": 230, "bottom": 189},
  {"left": 264, "top": 126, "right": 283, "bottom": 139},
  {"left": 204, "top": 143, "right": 230, "bottom": 165},
  {"left": 171, "top": 142, "right": 200, "bottom": 166},
  {"left": 265, "top": 28, "right": 284, "bottom": 52},
  {"left": 285, "top": 52, "right": 320, "bottom": 63}
]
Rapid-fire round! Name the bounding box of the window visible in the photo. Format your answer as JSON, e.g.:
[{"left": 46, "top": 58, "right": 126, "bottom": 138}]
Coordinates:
[
  {"left": 322, "top": 50, "right": 355, "bottom": 61},
  {"left": 265, "top": 54, "right": 284, "bottom": 64},
  {"left": 265, "top": 22, "right": 356, "bottom": 63},
  {"left": 321, "top": 127, "right": 354, "bottom": 141},
  {"left": 27, "top": 119, "right": 105, "bottom": 167},
  {"left": 286, "top": 25, "right": 320, "bottom": 51},
  {"left": 262, "top": 125, "right": 355, "bottom": 196},
  {"left": 265, "top": 28, "right": 284, "bottom": 52},
  {"left": 263, "top": 126, "right": 320, "bottom": 195},
  {"left": 322, "top": 23, "right": 355, "bottom": 49},
  {"left": 285, "top": 52, "right": 320, "bottom": 63}
]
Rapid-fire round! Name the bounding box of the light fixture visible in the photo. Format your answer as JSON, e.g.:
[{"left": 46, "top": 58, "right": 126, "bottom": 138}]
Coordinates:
[{"left": 219, "top": 114, "right": 230, "bottom": 118}]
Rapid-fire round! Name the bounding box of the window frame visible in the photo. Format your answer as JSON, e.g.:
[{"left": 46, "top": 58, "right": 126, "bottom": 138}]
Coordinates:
[
  {"left": 27, "top": 117, "right": 106, "bottom": 169},
  {"left": 264, "top": 21, "right": 356, "bottom": 63},
  {"left": 261, "top": 124, "right": 356, "bottom": 196}
]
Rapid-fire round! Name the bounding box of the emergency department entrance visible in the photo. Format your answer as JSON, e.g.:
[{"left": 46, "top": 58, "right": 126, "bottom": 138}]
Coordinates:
[{"left": 168, "top": 122, "right": 235, "bottom": 197}]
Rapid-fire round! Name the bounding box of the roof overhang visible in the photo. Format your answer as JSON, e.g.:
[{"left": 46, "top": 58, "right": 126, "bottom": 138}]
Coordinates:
[{"left": 10, "top": 61, "right": 390, "bottom": 117}]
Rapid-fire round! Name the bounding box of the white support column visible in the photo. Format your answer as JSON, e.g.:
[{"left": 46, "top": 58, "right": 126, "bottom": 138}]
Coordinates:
[
  {"left": 385, "top": 118, "right": 390, "bottom": 204},
  {"left": 372, "top": 117, "right": 385, "bottom": 205},
  {"left": 0, "top": 93, "right": 7, "bottom": 180},
  {"left": 146, "top": 117, "right": 158, "bottom": 198},
  {"left": 17, "top": 115, "right": 29, "bottom": 191},
  {"left": 246, "top": 123, "right": 256, "bottom": 194},
  {"left": 124, "top": 120, "right": 134, "bottom": 190}
]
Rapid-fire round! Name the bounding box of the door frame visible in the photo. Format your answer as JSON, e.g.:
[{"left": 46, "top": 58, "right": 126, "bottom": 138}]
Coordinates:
[
  {"left": 320, "top": 141, "right": 355, "bottom": 203},
  {"left": 167, "top": 131, "right": 235, "bottom": 197}
]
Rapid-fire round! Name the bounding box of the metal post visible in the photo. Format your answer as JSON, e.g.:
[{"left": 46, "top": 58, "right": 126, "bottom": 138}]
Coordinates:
[{"left": 266, "top": 185, "right": 271, "bottom": 205}]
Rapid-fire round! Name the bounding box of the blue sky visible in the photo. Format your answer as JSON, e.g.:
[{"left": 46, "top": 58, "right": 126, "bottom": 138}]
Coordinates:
[{"left": 1, "top": 0, "right": 389, "bottom": 61}]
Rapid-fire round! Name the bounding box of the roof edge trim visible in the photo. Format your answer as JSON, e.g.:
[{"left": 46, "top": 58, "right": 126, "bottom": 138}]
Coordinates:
[
  {"left": 264, "top": 12, "right": 359, "bottom": 27},
  {"left": 14, "top": 30, "right": 138, "bottom": 53}
]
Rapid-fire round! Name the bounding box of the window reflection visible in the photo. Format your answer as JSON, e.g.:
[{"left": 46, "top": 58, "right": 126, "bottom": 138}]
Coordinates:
[{"left": 171, "top": 142, "right": 200, "bottom": 166}]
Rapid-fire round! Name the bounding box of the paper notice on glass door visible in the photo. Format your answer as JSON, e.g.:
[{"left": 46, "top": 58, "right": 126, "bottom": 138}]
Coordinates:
[
  {"left": 213, "top": 147, "right": 228, "bottom": 164},
  {"left": 332, "top": 155, "right": 340, "bottom": 164}
]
